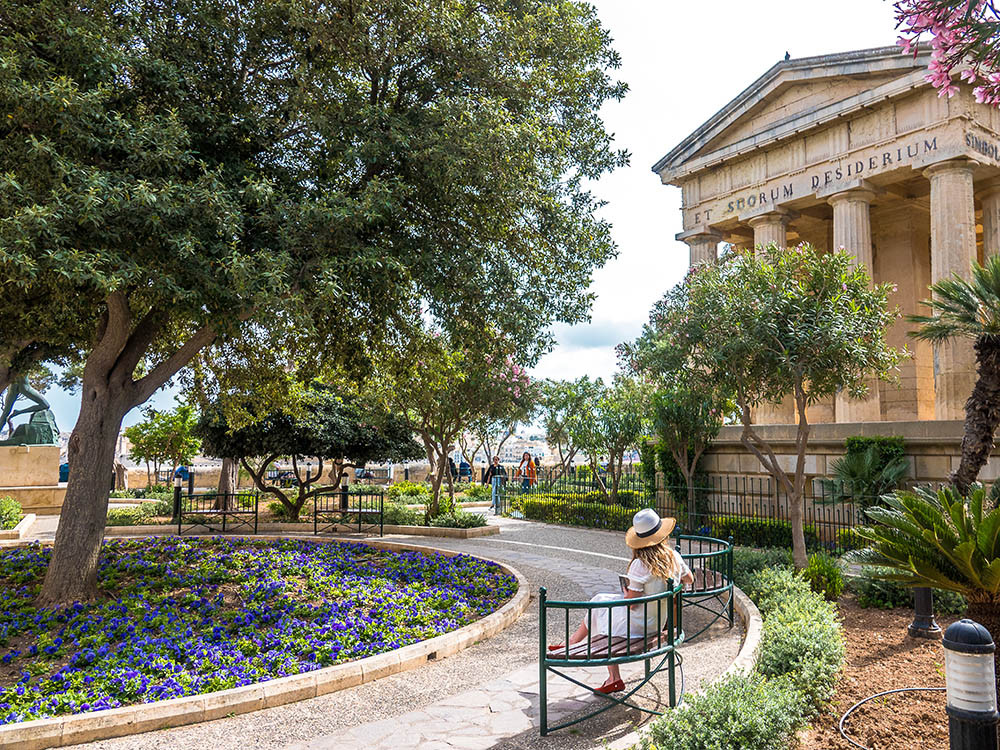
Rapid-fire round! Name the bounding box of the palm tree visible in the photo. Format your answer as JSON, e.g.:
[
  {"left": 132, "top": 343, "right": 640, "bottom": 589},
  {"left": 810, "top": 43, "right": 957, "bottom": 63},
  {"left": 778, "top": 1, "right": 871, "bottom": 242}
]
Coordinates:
[
  {"left": 816, "top": 446, "right": 909, "bottom": 509},
  {"left": 910, "top": 254, "right": 1000, "bottom": 495},
  {"left": 852, "top": 484, "right": 1000, "bottom": 686}
]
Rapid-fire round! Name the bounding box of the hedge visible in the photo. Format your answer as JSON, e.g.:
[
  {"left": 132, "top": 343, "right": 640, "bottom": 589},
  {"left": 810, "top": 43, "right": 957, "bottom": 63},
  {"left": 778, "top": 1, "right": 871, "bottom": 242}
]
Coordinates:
[
  {"left": 519, "top": 496, "right": 653, "bottom": 531},
  {"left": 707, "top": 515, "right": 819, "bottom": 550},
  {"left": 0, "top": 496, "right": 22, "bottom": 530},
  {"left": 637, "top": 567, "right": 844, "bottom": 750}
]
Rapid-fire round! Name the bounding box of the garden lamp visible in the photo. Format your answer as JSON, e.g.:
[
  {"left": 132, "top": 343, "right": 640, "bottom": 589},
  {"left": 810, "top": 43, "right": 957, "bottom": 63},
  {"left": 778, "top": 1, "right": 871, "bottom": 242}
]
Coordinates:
[
  {"left": 943, "top": 618, "right": 998, "bottom": 750},
  {"left": 172, "top": 474, "right": 183, "bottom": 523}
]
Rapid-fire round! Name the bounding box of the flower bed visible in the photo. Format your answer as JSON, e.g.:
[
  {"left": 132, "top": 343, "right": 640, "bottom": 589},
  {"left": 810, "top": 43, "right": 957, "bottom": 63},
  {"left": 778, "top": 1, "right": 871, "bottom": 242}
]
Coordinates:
[{"left": 0, "top": 537, "right": 517, "bottom": 724}]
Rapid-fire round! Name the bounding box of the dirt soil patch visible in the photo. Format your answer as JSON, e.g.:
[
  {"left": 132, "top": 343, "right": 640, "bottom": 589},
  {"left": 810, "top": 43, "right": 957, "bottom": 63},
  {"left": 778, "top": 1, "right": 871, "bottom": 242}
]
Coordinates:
[{"left": 799, "top": 595, "right": 954, "bottom": 750}]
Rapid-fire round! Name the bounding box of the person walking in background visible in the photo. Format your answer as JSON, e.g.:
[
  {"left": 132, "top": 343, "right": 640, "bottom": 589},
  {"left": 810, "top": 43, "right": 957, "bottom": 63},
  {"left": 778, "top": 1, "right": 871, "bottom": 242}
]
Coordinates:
[
  {"left": 485, "top": 456, "right": 507, "bottom": 514},
  {"left": 516, "top": 451, "right": 537, "bottom": 491}
]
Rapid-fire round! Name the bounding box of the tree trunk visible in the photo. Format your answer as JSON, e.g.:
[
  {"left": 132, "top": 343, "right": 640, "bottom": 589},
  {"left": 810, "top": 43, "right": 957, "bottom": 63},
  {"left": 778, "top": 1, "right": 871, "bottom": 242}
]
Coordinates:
[
  {"left": 38, "top": 392, "right": 128, "bottom": 605},
  {"left": 967, "top": 595, "right": 1000, "bottom": 693},
  {"left": 215, "top": 457, "right": 236, "bottom": 510},
  {"left": 113, "top": 460, "right": 128, "bottom": 491},
  {"left": 952, "top": 338, "right": 1000, "bottom": 497}
]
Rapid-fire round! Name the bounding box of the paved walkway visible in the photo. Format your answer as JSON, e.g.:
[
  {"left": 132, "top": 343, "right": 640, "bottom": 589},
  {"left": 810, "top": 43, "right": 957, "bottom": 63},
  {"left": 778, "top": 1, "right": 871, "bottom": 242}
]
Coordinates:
[{"left": 21, "top": 515, "right": 743, "bottom": 750}]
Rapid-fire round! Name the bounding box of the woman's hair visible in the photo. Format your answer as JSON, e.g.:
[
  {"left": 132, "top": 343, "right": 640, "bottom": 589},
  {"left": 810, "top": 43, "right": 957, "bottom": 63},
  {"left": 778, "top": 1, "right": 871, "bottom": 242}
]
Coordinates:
[
  {"left": 522, "top": 452, "right": 531, "bottom": 460},
  {"left": 631, "top": 541, "right": 680, "bottom": 582}
]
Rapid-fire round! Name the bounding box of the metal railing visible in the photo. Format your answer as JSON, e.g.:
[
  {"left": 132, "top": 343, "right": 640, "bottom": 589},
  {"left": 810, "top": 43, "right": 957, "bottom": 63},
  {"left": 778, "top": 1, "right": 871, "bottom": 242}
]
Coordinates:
[
  {"left": 313, "top": 488, "right": 384, "bottom": 536},
  {"left": 177, "top": 491, "right": 258, "bottom": 535}
]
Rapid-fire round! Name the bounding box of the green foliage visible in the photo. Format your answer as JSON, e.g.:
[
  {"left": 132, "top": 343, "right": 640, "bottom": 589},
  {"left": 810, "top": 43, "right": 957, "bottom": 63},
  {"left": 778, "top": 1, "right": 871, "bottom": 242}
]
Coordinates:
[
  {"left": 461, "top": 484, "right": 492, "bottom": 501},
  {"left": 539, "top": 377, "right": 602, "bottom": 476},
  {"left": 109, "top": 489, "right": 138, "bottom": 499},
  {"left": 429, "top": 511, "right": 487, "bottom": 529},
  {"left": 638, "top": 673, "right": 806, "bottom": 750},
  {"left": 382, "top": 503, "right": 423, "bottom": 527},
  {"left": 752, "top": 568, "right": 844, "bottom": 708},
  {"left": 267, "top": 500, "right": 296, "bottom": 521},
  {"left": 708, "top": 516, "right": 819, "bottom": 550},
  {"left": 518, "top": 496, "right": 653, "bottom": 531},
  {"left": 0, "top": 496, "right": 22, "bottom": 530},
  {"left": 638, "top": 439, "right": 657, "bottom": 497},
  {"left": 844, "top": 436, "right": 906, "bottom": 464},
  {"left": 801, "top": 552, "right": 844, "bottom": 601},
  {"left": 848, "top": 566, "right": 969, "bottom": 614},
  {"left": 731, "top": 547, "right": 792, "bottom": 590},
  {"left": 106, "top": 504, "right": 163, "bottom": 527},
  {"left": 836, "top": 528, "right": 867, "bottom": 552},
  {"left": 817, "top": 444, "right": 909, "bottom": 508},
  {"left": 852, "top": 484, "right": 1000, "bottom": 599},
  {"left": 638, "top": 565, "right": 844, "bottom": 750},
  {"left": 387, "top": 481, "right": 432, "bottom": 501},
  {"left": 124, "top": 405, "right": 202, "bottom": 477}
]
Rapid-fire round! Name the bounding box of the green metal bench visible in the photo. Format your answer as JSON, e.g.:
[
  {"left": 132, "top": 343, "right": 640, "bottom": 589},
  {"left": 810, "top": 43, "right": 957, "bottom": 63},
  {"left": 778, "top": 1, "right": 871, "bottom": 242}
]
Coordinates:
[
  {"left": 538, "top": 534, "right": 734, "bottom": 735},
  {"left": 539, "top": 579, "right": 685, "bottom": 735}
]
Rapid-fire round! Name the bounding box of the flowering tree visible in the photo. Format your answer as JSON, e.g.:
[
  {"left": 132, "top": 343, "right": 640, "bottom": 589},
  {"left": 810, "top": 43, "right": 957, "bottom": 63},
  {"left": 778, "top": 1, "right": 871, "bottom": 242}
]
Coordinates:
[
  {"left": 538, "top": 377, "right": 602, "bottom": 479},
  {"left": 635, "top": 245, "right": 903, "bottom": 567},
  {"left": 896, "top": 0, "right": 1000, "bottom": 104}
]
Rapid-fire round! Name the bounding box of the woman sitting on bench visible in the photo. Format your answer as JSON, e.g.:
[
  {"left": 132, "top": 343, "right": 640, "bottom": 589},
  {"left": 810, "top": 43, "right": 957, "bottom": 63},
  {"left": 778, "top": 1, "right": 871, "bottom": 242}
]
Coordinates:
[{"left": 549, "top": 509, "right": 694, "bottom": 694}]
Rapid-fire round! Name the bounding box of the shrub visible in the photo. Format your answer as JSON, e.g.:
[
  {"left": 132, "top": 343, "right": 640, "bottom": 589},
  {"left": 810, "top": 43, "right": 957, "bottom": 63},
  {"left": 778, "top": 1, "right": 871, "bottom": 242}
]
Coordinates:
[
  {"left": 708, "top": 516, "right": 819, "bottom": 550},
  {"left": 429, "top": 511, "right": 487, "bottom": 529},
  {"left": 730, "top": 547, "right": 792, "bottom": 590},
  {"left": 0, "top": 496, "right": 23, "bottom": 530},
  {"left": 267, "top": 500, "right": 293, "bottom": 520},
  {"left": 387, "top": 480, "right": 431, "bottom": 501},
  {"left": 148, "top": 499, "right": 174, "bottom": 517},
  {"left": 106, "top": 504, "right": 158, "bottom": 526},
  {"left": 382, "top": 502, "right": 423, "bottom": 526},
  {"left": 844, "top": 435, "right": 905, "bottom": 465},
  {"left": 801, "top": 552, "right": 844, "bottom": 601},
  {"left": 638, "top": 673, "right": 805, "bottom": 750},
  {"left": 637, "top": 565, "right": 843, "bottom": 750},
  {"left": 836, "top": 528, "right": 866, "bottom": 552},
  {"left": 749, "top": 567, "right": 844, "bottom": 709},
  {"left": 461, "top": 484, "right": 492, "bottom": 501},
  {"left": 520, "top": 497, "right": 637, "bottom": 531},
  {"left": 109, "top": 489, "right": 137, "bottom": 499},
  {"left": 848, "top": 566, "right": 968, "bottom": 615}
]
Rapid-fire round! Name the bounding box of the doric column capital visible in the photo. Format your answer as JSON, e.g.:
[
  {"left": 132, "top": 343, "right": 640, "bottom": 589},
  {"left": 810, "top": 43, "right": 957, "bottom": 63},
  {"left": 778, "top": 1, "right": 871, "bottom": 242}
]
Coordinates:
[
  {"left": 923, "top": 157, "right": 979, "bottom": 180},
  {"left": 827, "top": 187, "right": 877, "bottom": 208},
  {"left": 747, "top": 210, "right": 793, "bottom": 230},
  {"left": 675, "top": 226, "right": 723, "bottom": 245}
]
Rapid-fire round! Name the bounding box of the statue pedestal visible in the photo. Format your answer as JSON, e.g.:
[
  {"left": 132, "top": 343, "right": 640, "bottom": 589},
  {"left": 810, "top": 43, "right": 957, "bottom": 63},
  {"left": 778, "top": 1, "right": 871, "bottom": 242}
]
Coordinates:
[{"left": 0, "top": 445, "right": 66, "bottom": 515}]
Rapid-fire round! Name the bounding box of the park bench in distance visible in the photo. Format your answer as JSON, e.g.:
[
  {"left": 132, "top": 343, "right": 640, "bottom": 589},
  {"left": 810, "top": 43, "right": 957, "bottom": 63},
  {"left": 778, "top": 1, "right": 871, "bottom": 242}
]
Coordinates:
[
  {"left": 313, "top": 487, "right": 384, "bottom": 537},
  {"left": 177, "top": 491, "right": 259, "bottom": 535},
  {"left": 538, "top": 534, "right": 733, "bottom": 735}
]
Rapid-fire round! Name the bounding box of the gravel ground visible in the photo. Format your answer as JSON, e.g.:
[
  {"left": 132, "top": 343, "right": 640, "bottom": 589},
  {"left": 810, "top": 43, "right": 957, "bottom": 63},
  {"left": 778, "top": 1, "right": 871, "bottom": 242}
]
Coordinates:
[{"left": 45, "top": 516, "right": 743, "bottom": 750}]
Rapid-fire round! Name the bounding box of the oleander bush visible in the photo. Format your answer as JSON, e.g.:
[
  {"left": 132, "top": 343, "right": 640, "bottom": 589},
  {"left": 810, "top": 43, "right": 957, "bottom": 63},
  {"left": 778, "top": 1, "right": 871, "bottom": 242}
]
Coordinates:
[
  {"left": 0, "top": 538, "right": 516, "bottom": 724},
  {"left": 848, "top": 566, "right": 968, "bottom": 614},
  {"left": 0, "top": 496, "right": 22, "bottom": 530},
  {"left": 637, "top": 566, "right": 844, "bottom": 750},
  {"left": 801, "top": 552, "right": 844, "bottom": 601}
]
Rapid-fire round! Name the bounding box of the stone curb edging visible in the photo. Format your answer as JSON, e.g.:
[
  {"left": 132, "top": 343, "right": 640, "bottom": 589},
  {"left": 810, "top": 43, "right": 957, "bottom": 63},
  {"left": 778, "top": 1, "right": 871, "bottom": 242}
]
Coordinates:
[
  {"left": 605, "top": 583, "right": 764, "bottom": 750},
  {"left": 100, "top": 522, "right": 500, "bottom": 539},
  {"left": 0, "top": 514, "right": 36, "bottom": 541},
  {"left": 0, "top": 536, "right": 530, "bottom": 750}
]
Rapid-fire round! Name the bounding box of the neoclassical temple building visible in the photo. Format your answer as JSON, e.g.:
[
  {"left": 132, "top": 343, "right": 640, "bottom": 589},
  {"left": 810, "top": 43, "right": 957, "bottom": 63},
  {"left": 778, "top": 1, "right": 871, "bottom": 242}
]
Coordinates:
[{"left": 654, "top": 45, "right": 1000, "bottom": 484}]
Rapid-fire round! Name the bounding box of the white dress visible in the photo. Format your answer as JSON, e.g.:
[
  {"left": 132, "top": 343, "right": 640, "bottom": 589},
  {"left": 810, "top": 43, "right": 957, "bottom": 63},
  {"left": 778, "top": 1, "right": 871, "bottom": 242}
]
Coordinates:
[{"left": 588, "top": 551, "right": 691, "bottom": 639}]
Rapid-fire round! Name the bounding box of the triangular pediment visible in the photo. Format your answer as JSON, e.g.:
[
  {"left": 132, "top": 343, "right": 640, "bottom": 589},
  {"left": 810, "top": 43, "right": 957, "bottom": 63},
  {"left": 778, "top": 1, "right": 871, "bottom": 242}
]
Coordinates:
[{"left": 654, "top": 46, "right": 933, "bottom": 182}]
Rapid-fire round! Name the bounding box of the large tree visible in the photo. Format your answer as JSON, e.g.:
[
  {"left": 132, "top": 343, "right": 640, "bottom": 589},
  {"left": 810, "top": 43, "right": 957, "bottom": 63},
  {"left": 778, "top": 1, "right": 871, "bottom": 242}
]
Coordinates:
[
  {"left": 637, "top": 245, "right": 903, "bottom": 567},
  {"left": 538, "top": 377, "right": 600, "bottom": 479},
  {"left": 198, "top": 385, "right": 420, "bottom": 521},
  {"left": 2, "top": 0, "right": 626, "bottom": 603}
]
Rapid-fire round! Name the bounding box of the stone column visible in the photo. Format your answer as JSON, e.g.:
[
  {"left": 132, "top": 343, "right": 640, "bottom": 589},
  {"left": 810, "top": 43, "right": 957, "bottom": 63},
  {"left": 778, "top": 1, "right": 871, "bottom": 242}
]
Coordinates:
[
  {"left": 748, "top": 211, "right": 791, "bottom": 251},
  {"left": 925, "top": 159, "right": 978, "bottom": 421},
  {"left": 980, "top": 178, "right": 1000, "bottom": 259},
  {"left": 829, "top": 188, "right": 881, "bottom": 423},
  {"left": 681, "top": 229, "right": 722, "bottom": 266},
  {"left": 748, "top": 210, "right": 795, "bottom": 424}
]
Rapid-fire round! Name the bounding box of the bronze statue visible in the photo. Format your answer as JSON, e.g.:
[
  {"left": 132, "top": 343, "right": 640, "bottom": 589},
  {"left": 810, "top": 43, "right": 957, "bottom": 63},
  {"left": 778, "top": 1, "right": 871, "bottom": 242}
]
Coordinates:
[{"left": 0, "top": 375, "right": 59, "bottom": 446}]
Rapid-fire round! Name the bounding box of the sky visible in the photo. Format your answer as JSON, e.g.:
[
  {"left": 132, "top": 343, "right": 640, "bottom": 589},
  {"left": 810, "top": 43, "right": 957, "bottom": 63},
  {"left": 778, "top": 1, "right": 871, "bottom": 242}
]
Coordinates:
[{"left": 42, "top": 0, "right": 901, "bottom": 432}]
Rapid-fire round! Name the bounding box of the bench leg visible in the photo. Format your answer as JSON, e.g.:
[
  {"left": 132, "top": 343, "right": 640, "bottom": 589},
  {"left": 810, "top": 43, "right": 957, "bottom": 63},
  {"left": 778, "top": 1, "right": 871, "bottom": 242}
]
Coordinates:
[
  {"left": 645, "top": 658, "right": 650, "bottom": 679},
  {"left": 667, "top": 650, "right": 676, "bottom": 708}
]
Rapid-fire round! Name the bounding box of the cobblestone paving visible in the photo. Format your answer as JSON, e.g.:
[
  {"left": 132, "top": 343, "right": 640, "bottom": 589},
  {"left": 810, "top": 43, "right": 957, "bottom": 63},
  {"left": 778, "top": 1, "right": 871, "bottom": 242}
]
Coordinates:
[{"left": 33, "top": 514, "right": 744, "bottom": 750}]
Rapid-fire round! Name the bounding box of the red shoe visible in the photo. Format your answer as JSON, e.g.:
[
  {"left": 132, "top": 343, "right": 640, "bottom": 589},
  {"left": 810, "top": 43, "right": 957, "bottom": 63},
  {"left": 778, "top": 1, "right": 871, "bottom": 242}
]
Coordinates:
[
  {"left": 595, "top": 679, "right": 625, "bottom": 694},
  {"left": 548, "top": 644, "right": 566, "bottom": 652}
]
